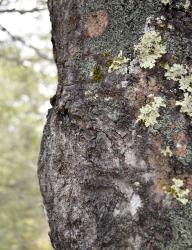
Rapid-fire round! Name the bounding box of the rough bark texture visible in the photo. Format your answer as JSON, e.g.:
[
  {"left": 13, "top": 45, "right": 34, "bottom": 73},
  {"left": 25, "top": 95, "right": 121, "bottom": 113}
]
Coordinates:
[{"left": 38, "top": 1, "right": 192, "bottom": 249}]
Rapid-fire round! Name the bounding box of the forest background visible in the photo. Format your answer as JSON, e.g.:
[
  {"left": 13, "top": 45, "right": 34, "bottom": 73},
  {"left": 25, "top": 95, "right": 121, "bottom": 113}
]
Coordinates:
[{"left": 0, "top": 0, "right": 54, "bottom": 249}]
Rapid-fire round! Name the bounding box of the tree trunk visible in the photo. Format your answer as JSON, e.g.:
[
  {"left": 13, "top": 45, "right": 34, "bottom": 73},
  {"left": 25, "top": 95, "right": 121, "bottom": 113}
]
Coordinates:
[{"left": 38, "top": 0, "right": 192, "bottom": 249}]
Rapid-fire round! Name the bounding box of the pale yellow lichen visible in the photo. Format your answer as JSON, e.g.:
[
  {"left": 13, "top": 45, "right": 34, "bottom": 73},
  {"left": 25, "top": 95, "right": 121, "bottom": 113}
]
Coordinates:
[
  {"left": 138, "top": 96, "right": 166, "bottom": 127},
  {"left": 163, "top": 178, "right": 190, "bottom": 205},
  {"left": 184, "top": 0, "right": 190, "bottom": 11},
  {"left": 165, "top": 64, "right": 188, "bottom": 81},
  {"left": 160, "top": 0, "right": 171, "bottom": 5},
  {"left": 167, "top": 24, "right": 174, "bottom": 30},
  {"left": 108, "top": 50, "right": 129, "bottom": 73},
  {"left": 176, "top": 93, "right": 192, "bottom": 117},
  {"left": 165, "top": 63, "right": 192, "bottom": 117},
  {"left": 179, "top": 75, "right": 192, "bottom": 93},
  {"left": 161, "top": 146, "right": 173, "bottom": 157},
  {"left": 133, "top": 182, "right": 140, "bottom": 187},
  {"left": 134, "top": 31, "right": 166, "bottom": 69}
]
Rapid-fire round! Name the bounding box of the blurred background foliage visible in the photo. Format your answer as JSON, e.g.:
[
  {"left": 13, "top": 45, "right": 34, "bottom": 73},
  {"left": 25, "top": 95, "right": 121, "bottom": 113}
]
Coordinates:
[{"left": 0, "top": 0, "right": 55, "bottom": 249}]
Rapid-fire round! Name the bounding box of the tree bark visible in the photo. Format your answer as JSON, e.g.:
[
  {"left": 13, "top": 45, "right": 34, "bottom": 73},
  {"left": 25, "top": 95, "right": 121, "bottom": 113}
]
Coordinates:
[{"left": 38, "top": 0, "right": 192, "bottom": 249}]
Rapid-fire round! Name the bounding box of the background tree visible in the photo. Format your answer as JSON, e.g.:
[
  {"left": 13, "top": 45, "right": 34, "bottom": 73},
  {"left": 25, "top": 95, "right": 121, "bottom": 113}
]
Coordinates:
[
  {"left": 38, "top": 0, "right": 192, "bottom": 249},
  {"left": 0, "top": 0, "right": 54, "bottom": 249}
]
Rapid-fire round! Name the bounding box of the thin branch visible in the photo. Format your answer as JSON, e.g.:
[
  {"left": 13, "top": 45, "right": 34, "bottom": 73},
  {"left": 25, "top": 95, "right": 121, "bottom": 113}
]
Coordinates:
[
  {"left": 0, "top": 24, "right": 52, "bottom": 62},
  {"left": 0, "top": 7, "right": 46, "bottom": 14}
]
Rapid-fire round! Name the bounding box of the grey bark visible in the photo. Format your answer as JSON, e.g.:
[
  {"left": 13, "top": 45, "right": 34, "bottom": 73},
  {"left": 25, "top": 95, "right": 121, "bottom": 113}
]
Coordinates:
[{"left": 38, "top": 0, "right": 192, "bottom": 249}]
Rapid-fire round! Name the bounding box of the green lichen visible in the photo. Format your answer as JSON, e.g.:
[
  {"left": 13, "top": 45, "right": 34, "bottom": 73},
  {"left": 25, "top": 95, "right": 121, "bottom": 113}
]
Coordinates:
[
  {"left": 177, "top": 145, "right": 192, "bottom": 167},
  {"left": 98, "top": 102, "right": 121, "bottom": 121},
  {"left": 108, "top": 50, "right": 129, "bottom": 73},
  {"left": 163, "top": 178, "right": 190, "bottom": 205},
  {"left": 150, "top": 110, "right": 192, "bottom": 167},
  {"left": 103, "top": 51, "right": 111, "bottom": 57},
  {"left": 134, "top": 30, "right": 166, "bottom": 69},
  {"left": 76, "top": 55, "right": 96, "bottom": 80},
  {"left": 139, "top": 96, "right": 166, "bottom": 127},
  {"left": 151, "top": 111, "right": 186, "bottom": 141},
  {"left": 92, "top": 64, "right": 103, "bottom": 81},
  {"left": 163, "top": 203, "right": 192, "bottom": 250},
  {"left": 84, "top": 0, "right": 162, "bottom": 55}
]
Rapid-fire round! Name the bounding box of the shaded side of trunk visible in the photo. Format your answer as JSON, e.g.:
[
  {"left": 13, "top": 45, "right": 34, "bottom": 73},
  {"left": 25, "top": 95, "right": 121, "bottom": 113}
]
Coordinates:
[{"left": 38, "top": 0, "right": 192, "bottom": 249}]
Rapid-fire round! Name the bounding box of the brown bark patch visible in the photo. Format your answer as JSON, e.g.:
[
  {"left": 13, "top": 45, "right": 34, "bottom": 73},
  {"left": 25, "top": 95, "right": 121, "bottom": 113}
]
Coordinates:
[
  {"left": 174, "top": 132, "right": 188, "bottom": 157},
  {"left": 186, "top": 175, "right": 192, "bottom": 199},
  {"left": 68, "top": 15, "right": 80, "bottom": 32},
  {"left": 169, "top": 98, "right": 176, "bottom": 108},
  {"left": 84, "top": 10, "right": 109, "bottom": 38},
  {"left": 147, "top": 136, "right": 172, "bottom": 203},
  {"left": 68, "top": 44, "right": 79, "bottom": 57},
  {"left": 175, "top": 145, "right": 187, "bottom": 158},
  {"left": 130, "top": 72, "right": 163, "bottom": 110}
]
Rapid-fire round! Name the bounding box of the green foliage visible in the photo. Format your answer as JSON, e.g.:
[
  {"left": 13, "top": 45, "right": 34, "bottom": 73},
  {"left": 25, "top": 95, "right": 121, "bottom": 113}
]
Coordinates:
[
  {"left": 139, "top": 96, "right": 166, "bottom": 127},
  {"left": 134, "top": 31, "right": 166, "bottom": 69},
  {"left": 0, "top": 50, "right": 53, "bottom": 249}
]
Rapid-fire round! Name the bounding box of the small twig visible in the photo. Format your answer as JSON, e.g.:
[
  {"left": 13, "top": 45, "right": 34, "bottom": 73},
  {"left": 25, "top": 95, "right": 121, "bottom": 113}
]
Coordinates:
[
  {"left": 0, "top": 24, "right": 53, "bottom": 61},
  {"left": 0, "top": 7, "right": 46, "bottom": 14}
]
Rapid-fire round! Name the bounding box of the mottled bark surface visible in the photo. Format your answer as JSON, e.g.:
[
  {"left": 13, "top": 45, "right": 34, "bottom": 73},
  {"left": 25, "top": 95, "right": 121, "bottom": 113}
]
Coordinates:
[{"left": 38, "top": 1, "right": 192, "bottom": 249}]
